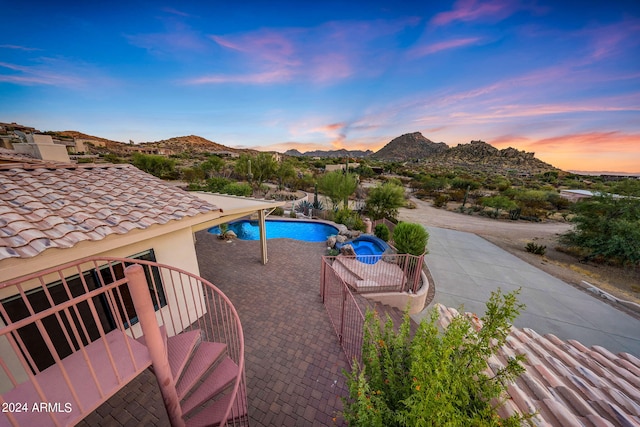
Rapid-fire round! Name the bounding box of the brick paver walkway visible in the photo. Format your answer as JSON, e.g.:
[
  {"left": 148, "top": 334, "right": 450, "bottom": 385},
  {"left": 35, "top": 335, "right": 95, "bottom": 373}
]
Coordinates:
[
  {"left": 81, "top": 233, "right": 350, "bottom": 426},
  {"left": 195, "top": 233, "right": 350, "bottom": 426}
]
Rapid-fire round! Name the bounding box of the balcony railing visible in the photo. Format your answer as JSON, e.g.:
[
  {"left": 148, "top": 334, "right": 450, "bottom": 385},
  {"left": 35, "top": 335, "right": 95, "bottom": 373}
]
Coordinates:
[
  {"left": 321, "top": 253, "right": 424, "bottom": 294},
  {"left": 0, "top": 257, "right": 246, "bottom": 427}
]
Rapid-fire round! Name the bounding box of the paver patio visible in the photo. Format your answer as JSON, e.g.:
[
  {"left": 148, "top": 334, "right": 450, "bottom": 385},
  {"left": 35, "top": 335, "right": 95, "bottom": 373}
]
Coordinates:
[{"left": 81, "top": 233, "right": 351, "bottom": 426}]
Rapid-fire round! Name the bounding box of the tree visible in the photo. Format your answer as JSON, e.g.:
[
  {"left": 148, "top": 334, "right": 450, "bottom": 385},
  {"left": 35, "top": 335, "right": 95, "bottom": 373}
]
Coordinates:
[
  {"left": 199, "top": 155, "right": 224, "bottom": 178},
  {"left": 318, "top": 170, "right": 358, "bottom": 210},
  {"left": 561, "top": 194, "right": 640, "bottom": 265},
  {"left": 366, "top": 182, "right": 406, "bottom": 220},
  {"left": 252, "top": 152, "right": 277, "bottom": 186},
  {"left": 392, "top": 222, "right": 428, "bottom": 256},
  {"left": 275, "top": 160, "right": 296, "bottom": 190},
  {"left": 343, "top": 288, "right": 529, "bottom": 427}
]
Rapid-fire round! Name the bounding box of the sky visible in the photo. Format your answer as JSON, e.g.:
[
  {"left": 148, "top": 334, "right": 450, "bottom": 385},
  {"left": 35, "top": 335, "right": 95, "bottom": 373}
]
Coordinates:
[{"left": 1, "top": 0, "right": 639, "bottom": 173}]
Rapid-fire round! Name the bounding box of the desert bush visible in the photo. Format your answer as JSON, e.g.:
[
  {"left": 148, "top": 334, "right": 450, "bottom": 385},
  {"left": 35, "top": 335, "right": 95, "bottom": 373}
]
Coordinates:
[
  {"left": 433, "top": 194, "right": 449, "bottom": 208},
  {"left": 392, "top": 222, "right": 428, "bottom": 255},
  {"left": 333, "top": 209, "right": 366, "bottom": 231},
  {"left": 374, "top": 224, "right": 390, "bottom": 242},
  {"left": 206, "top": 177, "right": 232, "bottom": 192},
  {"left": 343, "top": 288, "right": 529, "bottom": 427},
  {"left": 561, "top": 194, "right": 640, "bottom": 265},
  {"left": 220, "top": 182, "right": 252, "bottom": 197},
  {"left": 525, "top": 242, "right": 547, "bottom": 255},
  {"left": 272, "top": 207, "right": 284, "bottom": 216}
]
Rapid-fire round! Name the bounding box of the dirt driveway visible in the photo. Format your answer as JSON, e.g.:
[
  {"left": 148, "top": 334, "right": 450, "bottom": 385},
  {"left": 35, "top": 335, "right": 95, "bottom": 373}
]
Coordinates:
[{"left": 397, "top": 197, "right": 640, "bottom": 308}]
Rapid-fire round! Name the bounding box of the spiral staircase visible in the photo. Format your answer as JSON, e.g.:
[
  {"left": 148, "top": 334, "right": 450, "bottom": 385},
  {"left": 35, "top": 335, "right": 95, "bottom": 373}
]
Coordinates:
[{"left": 0, "top": 257, "right": 247, "bottom": 427}]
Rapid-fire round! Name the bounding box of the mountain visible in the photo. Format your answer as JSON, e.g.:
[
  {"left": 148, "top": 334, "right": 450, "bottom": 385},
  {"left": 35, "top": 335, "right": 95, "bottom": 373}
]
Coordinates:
[
  {"left": 370, "top": 133, "right": 557, "bottom": 173},
  {"left": 427, "top": 140, "right": 557, "bottom": 173},
  {"left": 370, "top": 132, "right": 448, "bottom": 161},
  {"left": 285, "top": 148, "right": 373, "bottom": 158},
  {"left": 138, "top": 135, "right": 251, "bottom": 154}
]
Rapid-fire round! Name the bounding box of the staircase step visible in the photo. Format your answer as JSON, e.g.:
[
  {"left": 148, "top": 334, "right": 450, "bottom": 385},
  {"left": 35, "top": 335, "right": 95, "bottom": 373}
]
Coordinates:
[
  {"left": 184, "top": 387, "right": 247, "bottom": 427},
  {"left": 181, "top": 356, "right": 239, "bottom": 415},
  {"left": 168, "top": 329, "right": 202, "bottom": 379},
  {"left": 136, "top": 324, "right": 168, "bottom": 350},
  {"left": 176, "top": 342, "right": 227, "bottom": 399}
]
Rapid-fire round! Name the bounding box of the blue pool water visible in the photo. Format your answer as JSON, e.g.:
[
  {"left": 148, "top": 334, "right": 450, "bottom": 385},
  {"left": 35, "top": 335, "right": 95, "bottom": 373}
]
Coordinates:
[
  {"left": 208, "top": 219, "right": 339, "bottom": 242},
  {"left": 336, "top": 235, "right": 389, "bottom": 264}
]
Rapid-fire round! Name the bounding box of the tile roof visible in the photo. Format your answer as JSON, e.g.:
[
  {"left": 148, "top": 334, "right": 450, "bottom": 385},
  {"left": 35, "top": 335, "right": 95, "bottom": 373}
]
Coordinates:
[
  {"left": 435, "top": 304, "right": 640, "bottom": 427},
  {"left": 0, "top": 163, "right": 220, "bottom": 260}
]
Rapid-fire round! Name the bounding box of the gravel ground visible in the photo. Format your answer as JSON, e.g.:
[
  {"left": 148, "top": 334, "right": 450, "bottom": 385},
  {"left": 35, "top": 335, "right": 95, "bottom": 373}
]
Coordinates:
[{"left": 397, "top": 197, "right": 640, "bottom": 310}]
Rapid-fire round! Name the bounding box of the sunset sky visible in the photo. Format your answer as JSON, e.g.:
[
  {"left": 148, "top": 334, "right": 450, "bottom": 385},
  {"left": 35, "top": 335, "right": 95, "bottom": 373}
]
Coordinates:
[{"left": 1, "top": 1, "right": 639, "bottom": 173}]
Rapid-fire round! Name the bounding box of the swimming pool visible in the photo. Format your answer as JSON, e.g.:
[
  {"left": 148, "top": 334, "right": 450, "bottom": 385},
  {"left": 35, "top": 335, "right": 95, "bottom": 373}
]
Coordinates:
[
  {"left": 336, "top": 235, "right": 389, "bottom": 264},
  {"left": 208, "top": 219, "right": 339, "bottom": 242}
]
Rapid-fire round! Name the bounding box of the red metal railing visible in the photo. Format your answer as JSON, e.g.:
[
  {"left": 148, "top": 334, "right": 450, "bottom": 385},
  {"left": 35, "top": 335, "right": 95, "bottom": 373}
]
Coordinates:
[
  {"left": 320, "top": 259, "right": 366, "bottom": 365},
  {"left": 0, "top": 257, "right": 246, "bottom": 427},
  {"left": 322, "top": 253, "right": 424, "bottom": 294},
  {"left": 320, "top": 253, "right": 425, "bottom": 365}
]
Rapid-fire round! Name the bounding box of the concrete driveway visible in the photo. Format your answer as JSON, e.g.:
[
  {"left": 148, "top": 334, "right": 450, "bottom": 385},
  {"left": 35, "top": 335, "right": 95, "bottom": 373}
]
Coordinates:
[{"left": 413, "top": 226, "right": 640, "bottom": 356}]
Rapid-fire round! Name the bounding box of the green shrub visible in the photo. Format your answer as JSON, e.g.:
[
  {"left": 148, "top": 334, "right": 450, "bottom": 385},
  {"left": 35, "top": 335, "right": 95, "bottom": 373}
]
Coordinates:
[
  {"left": 433, "top": 194, "right": 449, "bottom": 208},
  {"left": 272, "top": 207, "right": 284, "bottom": 216},
  {"left": 343, "top": 288, "right": 529, "bottom": 427},
  {"left": 374, "top": 224, "right": 390, "bottom": 242},
  {"left": 366, "top": 182, "right": 405, "bottom": 220},
  {"left": 392, "top": 222, "right": 428, "bottom": 255},
  {"left": 333, "top": 209, "right": 365, "bottom": 231},
  {"left": 206, "top": 177, "right": 232, "bottom": 192},
  {"left": 220, "top": 182, "right": 252, "bottom": 197},
  {"left": 525, "top": 242, "right": 547, "bottom": 255}
]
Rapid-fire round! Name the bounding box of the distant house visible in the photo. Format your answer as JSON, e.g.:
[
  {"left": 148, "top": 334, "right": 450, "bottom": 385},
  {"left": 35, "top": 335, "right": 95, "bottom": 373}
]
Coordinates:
[{"left": 560, "top": 189, "right": 596, "bottom": 202}]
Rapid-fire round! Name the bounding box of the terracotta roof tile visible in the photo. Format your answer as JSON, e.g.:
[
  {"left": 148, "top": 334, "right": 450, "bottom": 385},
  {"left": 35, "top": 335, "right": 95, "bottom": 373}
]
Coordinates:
[
  {"left": 0, "top": 164, "right": 220, "bottom": 260},
  {"left": 436, "top": 304, "right": 640, "bottom": 427}
]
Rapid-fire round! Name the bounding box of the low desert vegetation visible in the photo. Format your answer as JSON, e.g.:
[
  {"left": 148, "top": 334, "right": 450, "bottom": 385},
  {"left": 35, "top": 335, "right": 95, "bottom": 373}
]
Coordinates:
[{"left": 343, "top": 288, "right": 532, "bottom": 426}]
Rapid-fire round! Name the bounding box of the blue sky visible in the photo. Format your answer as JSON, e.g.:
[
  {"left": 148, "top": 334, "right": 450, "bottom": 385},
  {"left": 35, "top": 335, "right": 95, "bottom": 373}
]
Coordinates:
[{"left": 1, "top": 0, "right": 639, "bottom": 172}]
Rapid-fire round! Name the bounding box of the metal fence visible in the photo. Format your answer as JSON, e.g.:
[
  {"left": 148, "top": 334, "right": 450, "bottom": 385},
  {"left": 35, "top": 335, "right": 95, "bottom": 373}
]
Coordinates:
[
  {"left": 322, "top": 253, "right": 424, "bottom": 294},
  {"left": 320, "top": 259, "right": 366, "bottom": 366}
]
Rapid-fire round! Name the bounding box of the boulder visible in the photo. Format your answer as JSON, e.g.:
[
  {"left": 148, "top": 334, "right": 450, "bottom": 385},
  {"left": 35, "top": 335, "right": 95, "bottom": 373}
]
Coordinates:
[
  {"left": 224, "top": 230, "right": 237, "bottom": 240},
  {"left": 340, "top": 244, "right": 356, "bottom": 256},
  {"left": 326, "top": 235, "right": 337, "bottom": 248},
  {"left": 336, "top": 234, "right": 347, "bottom": 244}
]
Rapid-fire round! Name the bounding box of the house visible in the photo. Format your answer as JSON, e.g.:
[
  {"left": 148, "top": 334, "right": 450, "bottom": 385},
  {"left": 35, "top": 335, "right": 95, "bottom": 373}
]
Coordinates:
[
  {"left": 0, "top": 159, "right": 283, "bottom": 425},
  {"left": 560, "top": 189, "right": 596, "bottom": 202}
]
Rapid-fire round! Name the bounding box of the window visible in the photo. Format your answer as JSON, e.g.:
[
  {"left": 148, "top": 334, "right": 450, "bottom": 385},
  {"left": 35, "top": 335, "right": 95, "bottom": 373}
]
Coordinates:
[{"left": 1, "top": 250, "right": 166, "bottom": 372}]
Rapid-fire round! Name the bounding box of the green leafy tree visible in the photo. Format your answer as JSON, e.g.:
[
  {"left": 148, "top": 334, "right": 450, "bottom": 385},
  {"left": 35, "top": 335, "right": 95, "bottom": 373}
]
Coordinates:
[
  {"left": 392, "top": 222, "right": 428, "bottom": 255},
  {"left": 366, "top": 183, "right": 406, "bottom": 220},
  {"left": 275, "top": 160, "right": 296, "bottom": 190},
  {"left": 561, "top": 194, "right": 640, "bottom": 265},
  {"left": 343, "top": 289, "right": 530, "bottom": 427},
  {"left": 199, "top": 155, "right": 224, "bottom": 178},
  {"left": 318, "top": 170, "right": 358, "bottom": 209}
]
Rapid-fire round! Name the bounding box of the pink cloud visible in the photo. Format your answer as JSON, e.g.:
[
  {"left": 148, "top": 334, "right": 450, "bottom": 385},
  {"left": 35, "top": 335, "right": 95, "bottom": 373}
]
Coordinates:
[
  {"left": 409, "top": 37, "right": 481, "bottom": 57},
  {"left": 431, "top": 0, "right": 521, "bottom": 26},
  {"left": 186, "top": 69, "right": 294, "bottom": 85},
  {"left": 195, "top": 18, "right": 419, "bottom": 85}
]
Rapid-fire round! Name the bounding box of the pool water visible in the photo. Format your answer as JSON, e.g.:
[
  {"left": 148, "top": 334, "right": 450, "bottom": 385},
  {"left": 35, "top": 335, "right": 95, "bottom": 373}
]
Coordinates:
[
  {"left": 208, "top": 219, "right": 339, "bottom": 242},
  {"left": 336, "top": 235, "right": 389, "bottom": 264}
]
